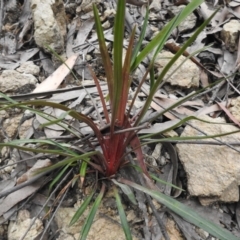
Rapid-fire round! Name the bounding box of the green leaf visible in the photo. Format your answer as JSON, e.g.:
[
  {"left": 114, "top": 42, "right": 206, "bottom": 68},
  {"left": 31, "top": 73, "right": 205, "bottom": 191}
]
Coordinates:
[
  {"left": 46, "top": 138, "right": 79, "bottom": 156},
  {"left": 140, "top": 116, "right": 240, "bottom": 141},
  {"left": 149, "top": 66, "right": 155, "bottom": 90},
  {"left": 49, "top": 163, "right": 70, "bottom": 194},
  {"left": 111, "top": 0, "right": 126, "bottom": 127},
  {"left": 40, "top": 110, "right": 71, "bottom": 127},
  {"left": 79, "top": 158, "right": 89, "bottom": 187},
  {"left": 151, "top": 9, "right": 183, "bottom": 65},
  {"left": 69, "top": 189, "right": 95, "bottom": 226},
  {"left": 114, "top": 186, "right": 132, "bottom": 240},
  {"left": 34, "top": 152, "right": 102, "bottom": 175},
  {"left": 93, "top": 4, "right": 114, "bottom": 103},
  {"left": 131, "top": 165, "right": 183, "bottom": 191},
  {"left": 135, "top": 7, "right": 219, "bottom": 125},
  {"left": 0, "top": 139, "right": 72, "bottom": 156},
  {"left": 120, "top": 179, "right": 239, "bottom": 240},
  {"left": 130, "top": 5, "right": 149, "bottom": 67},
  {"left": 0, "top": 99, "right": 107, "bottom": 160},
  {"left": 80, "top": 184, "right": 105, "bottom": 240},
  {"left": 0, "top": 138, "right": 76, "bottom": 156},
  {"left": 112, "top": 179, "right": 137, "bottom": 205},
  {"left": 131, "top": 0, "right": 204, "bottom": 71},
  {"left": 0, "top": 93, "right": 81, "bottom": 138},
  {"left": 80, "top": 159, "right": 89, "bottom": 177},
  {"left": 154, "top": 9, "right": 219, "bottom": 90},
  {"left": 118, "top": 25, "right": 136, "bottom": 124}
]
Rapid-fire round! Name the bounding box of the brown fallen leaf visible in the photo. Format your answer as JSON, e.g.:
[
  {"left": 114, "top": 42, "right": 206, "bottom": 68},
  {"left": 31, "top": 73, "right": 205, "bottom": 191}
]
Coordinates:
[
  {"left": 33, "top": 54, "right": 79, "bottom": 93},
  {"left": 0, "top": 183, "right": 43, "bottom": 217},
  {"left": 200, "top": 69, "right": 209, "bottom": 87},
  {"left": 17, "top": 159, "right": 52, "bottom": 184},
  {"left": 216, "top": 101, "right": 240, "bottom": 128}
]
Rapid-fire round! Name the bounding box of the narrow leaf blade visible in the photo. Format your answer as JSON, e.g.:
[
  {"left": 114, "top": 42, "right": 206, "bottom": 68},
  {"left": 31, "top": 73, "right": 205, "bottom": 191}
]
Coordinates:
[
  {"left": 143, "top": 9, "right": 217, "bottom": 124},
  {"left": 131, "top": 0, "right": 204, "bottom": 71},
  {"left": 111, "top": 0, "right": 126, "bottom": 127},
  {"left": 120, "top": 179, "right": 239, "bottom": 240},
  {"left": 69, "top": 190, "right": 95, "bottom": 226},
  {"left": 112, "top": 179, "right": 137, "bottom": 205},
  {"left": 93, "top": 4, "right": 114, "bottom": 102},
  {"left": 130, "top": 5, "right": 149, "bottom": 66},
  {"left": 114, "top": 186, "right": 132, "bottom": 240},
  {"left": 80, "top": 185, "right": 105, "bottom": 240}
]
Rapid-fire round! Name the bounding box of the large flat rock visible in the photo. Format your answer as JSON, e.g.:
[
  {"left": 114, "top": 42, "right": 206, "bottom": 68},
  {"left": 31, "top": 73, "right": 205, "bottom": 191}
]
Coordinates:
[
  {"left": 154, "top": 51, "right": 200, "bottom": 88},
  {"left": 176, "top": 115, "right": 240, "bottom": 204}
]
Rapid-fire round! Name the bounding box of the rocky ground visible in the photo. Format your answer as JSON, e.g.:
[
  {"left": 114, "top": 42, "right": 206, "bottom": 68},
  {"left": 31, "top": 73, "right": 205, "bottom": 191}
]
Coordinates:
[{"left": 1, "top": 0, "right": 240, "bottom": 239}]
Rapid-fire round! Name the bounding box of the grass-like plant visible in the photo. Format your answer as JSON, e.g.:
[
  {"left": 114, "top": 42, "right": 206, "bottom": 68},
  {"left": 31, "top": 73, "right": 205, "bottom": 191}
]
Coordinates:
[{"left": 0, "top": 0, "right": 239, "bottom": 239}]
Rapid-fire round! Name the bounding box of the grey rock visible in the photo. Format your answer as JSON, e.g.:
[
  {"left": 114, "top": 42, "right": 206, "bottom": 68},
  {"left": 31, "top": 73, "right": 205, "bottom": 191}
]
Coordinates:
[
  {"left": 221, "top": 20, "right": 240, "bottom": 52},
  {"left": 149, "top": 0, "right": 161, "bottom": 12},
  {"left": 170, "top": 5, "right": 197, "bottom": 32},
  {"left": 176, "top": 115, "right": 240, "bottom": 203},
  {"left": 154, "top": 51, "right": 199, "bottom": 88},
  {"left": 54, "top": 206, "right": 133, "bottom": 240},
  {"left": 8, "top": 210, "right": 44, "bottom": 240},
  {"left": 80, "top": 0, "right": 102, "bottom": 13},
  {"left": 229, "top": 97, "right": 240, "bottom": 122},
  {"left": 17, "top": 61, "right": 40, "bottom": 76},
  {"left": 31, "top": 0, "right": 67, "bottom": 53},
  {"left": 0, "top": 70, "right": 37, "bottom": 93},
  {"left": 3, "top": 114, "right": 22, "bottom": 138}
]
